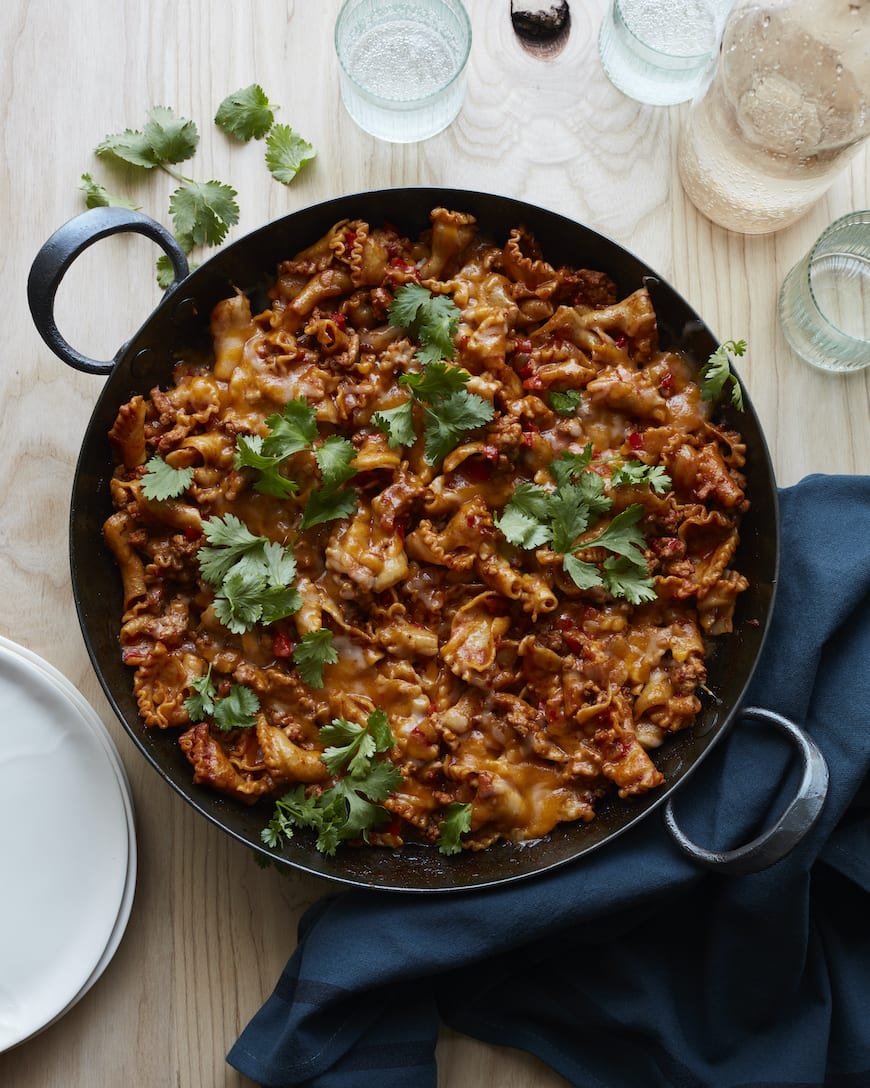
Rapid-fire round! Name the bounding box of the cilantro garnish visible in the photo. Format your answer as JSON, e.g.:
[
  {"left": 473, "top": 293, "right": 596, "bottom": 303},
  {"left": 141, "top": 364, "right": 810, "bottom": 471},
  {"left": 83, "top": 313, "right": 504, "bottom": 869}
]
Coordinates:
[
  {"left": 548, "top": 389, "right": 582, "bottom": 416},
  {"left": 436, "top": 802, "right": 473, "bottom": 855},
  {"left": 87, "top": 97, "right": 314, "bottom": 282},
  {"left": 234, "top": 398, "right": 358, "bottom": 526},
  {"left": 496, "top": 451, "right": 664, "bottom": 603},
  {"left": 292, "top": 629, "right": 339, "bottom": 689},
  {"left": 265, "top": 123, "right": 317, "bottom": 185},
  {"left": 79, "top": 173, "right": 139, "bottom": 211},
  {"left": 140, "top": 454, "right": 194, "bottom": 501},
  {"left": 214, "top": 84, "right": 277, "bottom": 141},
  {"left": 372, "top": 362, "right": 494, "bottom": 465},
  {"left": 699, "top": 339, "right": 746, "bottom": 410},
  {"left": 261, "top": 709, "right": 401, "bottom": 856},
  {"left": 388, "top": 283, "right": 461, "bottom": 365},
  {"left": 184, "top": 665, "right": 260, "bottom": 731},
  {"left": 609, "top": 460, "right": 672, "bottom": 493},
  {"left": 197, "top": 514, "right": 302, "bottom": 634}
]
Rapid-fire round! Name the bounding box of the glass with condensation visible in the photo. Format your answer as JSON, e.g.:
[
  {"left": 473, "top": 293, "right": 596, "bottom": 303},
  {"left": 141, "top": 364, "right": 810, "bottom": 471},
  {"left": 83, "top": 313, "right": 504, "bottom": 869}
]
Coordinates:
[
  {"left": 598, "top": 0, "right": 730, "bottom": 106},
  {"left": 334, "top": 0, "right": 472, "bottom": 143},
  {"left": 778, "top": 211, "right": 870, "bottom": 373}
]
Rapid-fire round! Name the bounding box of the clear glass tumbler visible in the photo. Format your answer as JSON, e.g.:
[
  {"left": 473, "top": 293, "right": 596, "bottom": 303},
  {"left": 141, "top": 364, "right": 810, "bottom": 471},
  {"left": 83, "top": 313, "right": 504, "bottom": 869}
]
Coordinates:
[
  {"left": 678, "top": 0, "right": 870, "bottom": 234},
  {"left": 778, "top": 210, "right": 870, "bottom": 373},
  {"left": 334, "top": 0, "right": 472, "bottom": 144},
  {"left": 598, "top": 0, "right": 729, "bottom": 106}
]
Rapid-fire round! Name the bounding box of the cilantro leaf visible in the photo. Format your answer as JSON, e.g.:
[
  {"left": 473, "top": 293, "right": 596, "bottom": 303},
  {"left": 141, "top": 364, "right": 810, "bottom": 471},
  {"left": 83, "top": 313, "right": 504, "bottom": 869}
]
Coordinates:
[
  {"left": 548, "top": 482, "right": 596, "bottom": 554},
  {"left": 548, "top": 389, "right": 582, "bottom": 416},
  {"left": 400, "top": 361, "right": 469, "bottom": 401},
  {"left": 610, "top": 459, "right": 672, "bottom": 494},
  {"left": 215, "top": 84, "right": 277, "bottom": 141},
  {"left": 79, "top": 173, "right": 139, "bottom": 210},
  {"left": 143, "top": 106, "right": 199, "bottom": 164},
  {"left": 169, "top": 180, "right": 239, "bottom": 247},
  {"left": 184, "top": 666, "right": 216, "bottom": 722},
  {"left": 495, "top": 482, "right": 553, "bottom": 549},
  {"left": 601, "top": 556, "right": 657, "bottom": 605},
  {"left": 199, "top": 514, "right": 268, "bottom": 585},
  {"left": 213, "top": 683, "right": 260, "bottom": 731},
  {"left": 372, "top": 399, "right": 416, "bottom": 448},
  {"left": 95, "top": 128, "right": 161, "bottom": 169},
  {"left": 583, "top": 504, "right": 648, "bottom": 566},
  {"left": 421, "top": 390, "right": 494, "bottom": 464},
  {"left": 156, "top": 253, "right": 195, "bottom": 289},
  {"left": 140, "top": 454, "right": 194, "bottom": 501},
  {"left": 548, "top": 445, "right": 595, "bottom": 487},
  {"left": 213, "top": 569, "right": 270, "bottom": 633},
  {"left": 437, "top": 802, "right": 473, "bottom": 856},
  {"left": 235, "top": 434, "right": 300, "bottom": 498},
  {"left": 265, "top": 123, "right": 316, "bottom": 184},
  {"left": 315, "top": 436, "right": 357, "bottom": 491},
  {"left": 292, "top": 629, "right": 339, "bottom": 689},
  {"left": 699, "top": 339, "right": 746, "bottom": 410},
  {"left": 300, "top": 487, "right": 358, "bottom": 531},
  {"left": 262, "top": 398, "right": 319, "bottom": 459},
  {"left": 562, "top": 552, "right": 606, "bottom": 592},
  {"left": 388, "top": 283, "right": 461, "bottom": 364},
  {"left": 260, "top": 710, "right": 401, "bottom": 855}
]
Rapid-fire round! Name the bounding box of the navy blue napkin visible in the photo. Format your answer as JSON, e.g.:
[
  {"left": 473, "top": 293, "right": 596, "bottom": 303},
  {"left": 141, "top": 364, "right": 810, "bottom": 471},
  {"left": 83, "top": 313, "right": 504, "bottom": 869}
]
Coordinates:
[{"left": 228, "top": 474, "right": 870, "bottom": 1088}]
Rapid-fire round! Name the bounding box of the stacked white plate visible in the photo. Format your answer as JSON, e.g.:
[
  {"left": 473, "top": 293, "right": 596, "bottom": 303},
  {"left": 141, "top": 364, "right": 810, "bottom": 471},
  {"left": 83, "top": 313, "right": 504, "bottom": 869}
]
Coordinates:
[{"left": 0, "top": 635, "right": 136, "bottom": 1052}]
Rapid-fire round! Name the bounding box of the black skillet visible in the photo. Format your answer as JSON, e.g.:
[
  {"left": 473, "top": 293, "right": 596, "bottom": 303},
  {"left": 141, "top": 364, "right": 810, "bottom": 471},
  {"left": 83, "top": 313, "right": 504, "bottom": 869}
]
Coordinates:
[{"left": 27, "top": 188, "right": 828, "bottom": 892}]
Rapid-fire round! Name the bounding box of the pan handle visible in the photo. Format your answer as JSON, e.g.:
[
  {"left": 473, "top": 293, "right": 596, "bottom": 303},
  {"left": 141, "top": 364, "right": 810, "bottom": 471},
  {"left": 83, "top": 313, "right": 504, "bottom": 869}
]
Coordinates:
[
  {"left": 662, "top": 707, "right": 829, "bottom": 876},
  {"left": 27, "top": 207, "right": 190, "bottom": 376}
]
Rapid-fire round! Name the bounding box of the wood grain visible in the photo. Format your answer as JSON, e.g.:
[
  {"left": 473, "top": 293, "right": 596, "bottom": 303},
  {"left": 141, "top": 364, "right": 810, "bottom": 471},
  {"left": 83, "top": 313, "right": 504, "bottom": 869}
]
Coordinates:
[{"left": 0, "top": 1, "right": 867, "bottom": 1084}]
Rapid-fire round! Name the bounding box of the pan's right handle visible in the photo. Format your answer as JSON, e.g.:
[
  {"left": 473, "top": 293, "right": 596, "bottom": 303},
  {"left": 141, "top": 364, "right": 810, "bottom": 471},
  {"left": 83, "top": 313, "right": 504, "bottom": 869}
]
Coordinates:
[{"left": 27, "top": 207, "right": 189, "bottom": 376}]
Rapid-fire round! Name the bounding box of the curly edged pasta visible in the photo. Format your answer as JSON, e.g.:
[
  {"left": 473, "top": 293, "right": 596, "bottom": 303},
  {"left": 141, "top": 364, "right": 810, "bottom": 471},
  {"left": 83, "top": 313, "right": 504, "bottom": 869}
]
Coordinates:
[{"left": 105, "top": 206, "right": 749, "bottom": 854}]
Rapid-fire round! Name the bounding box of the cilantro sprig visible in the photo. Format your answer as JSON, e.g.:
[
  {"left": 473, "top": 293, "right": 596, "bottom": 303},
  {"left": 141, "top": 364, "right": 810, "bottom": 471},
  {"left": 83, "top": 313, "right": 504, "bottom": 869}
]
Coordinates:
[
  {"left": 388, "top": 282, "right": 461, "bottom": 366},
  {"left": 496, "top": 449, "right": 670, "bottom": 604},
  {"left": 215, "top": 86, "right": 316, "bottom": 184},
  {"left": 197, "top": 514, "right": 302, "bottom": 634},
  {"left": 292, "top": 629, "right": 339, "bottom": 690},
  {"left": 436, "top": 802, "right": 473, "bottom": 855},
  {"left": 234, "top": 398, "right": 358, "bottom": 528},
  {"left": 184, "top": 665, "right": 260, "bottom": 731},
  {"left": 140, "top": 454, "right": 194, "bottom": 501},
  {"left": 373, "top": 361, "right": 494, "bottom": 465},
  {"left": 699, "top": 339, "right": 746, "bottom": 410},
  {"left": 261, "top": 709, "right": 402, "bottom": 856}
]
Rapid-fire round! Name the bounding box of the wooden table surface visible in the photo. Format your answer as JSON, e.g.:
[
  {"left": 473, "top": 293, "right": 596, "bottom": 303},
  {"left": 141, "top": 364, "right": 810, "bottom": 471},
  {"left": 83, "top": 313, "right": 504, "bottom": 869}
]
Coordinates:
[{"left": 1, "top": 1, "right": 867, "bottom": 1085}]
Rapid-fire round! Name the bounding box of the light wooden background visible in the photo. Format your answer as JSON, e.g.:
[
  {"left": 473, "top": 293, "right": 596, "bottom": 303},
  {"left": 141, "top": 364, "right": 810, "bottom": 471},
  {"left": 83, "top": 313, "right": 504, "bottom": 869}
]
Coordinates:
[{"left": 1, "top": 1, "right": 867, "bottom": 1085}]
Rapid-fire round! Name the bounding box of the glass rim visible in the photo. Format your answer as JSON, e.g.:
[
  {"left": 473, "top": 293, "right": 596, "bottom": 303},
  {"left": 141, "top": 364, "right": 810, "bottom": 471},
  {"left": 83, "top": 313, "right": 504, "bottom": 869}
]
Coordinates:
[
  {"left": 613, "top": 0, "right": 718, "bottom": 65},
  {"left": 807, "top": 208, "right": 870, "bottom": 345},
  {"left": 334, "top": 0, "right": 472, "bottom": 107}
]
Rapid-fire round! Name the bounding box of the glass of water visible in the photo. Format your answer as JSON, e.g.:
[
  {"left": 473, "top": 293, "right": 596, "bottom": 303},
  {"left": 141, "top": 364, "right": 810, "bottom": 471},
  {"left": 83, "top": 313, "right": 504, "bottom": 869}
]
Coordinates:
[
  {"left": 334, "top": 0, "right": 472, "bottom": 143},
  {"left": 598, "top": 0, "right": 728, "bottom": 106},
  {"left": 778, "top": 211, "right": 870, "bottom": 373}
]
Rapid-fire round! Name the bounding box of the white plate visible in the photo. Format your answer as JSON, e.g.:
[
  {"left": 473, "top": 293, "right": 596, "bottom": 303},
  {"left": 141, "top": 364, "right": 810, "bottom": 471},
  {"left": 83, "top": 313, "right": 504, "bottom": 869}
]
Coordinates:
[
  {"left": 0, "top": 637, "right": 138, "bottom": 1035},
  {"left": 0, "top": 641, "right": 131, "bottom": 1052}
]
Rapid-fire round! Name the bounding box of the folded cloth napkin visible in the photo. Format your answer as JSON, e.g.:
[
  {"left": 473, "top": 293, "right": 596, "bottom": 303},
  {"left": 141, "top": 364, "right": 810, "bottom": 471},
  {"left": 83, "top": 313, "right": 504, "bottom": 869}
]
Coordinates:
[{"left": 228, "top": 474, "right": 870, "bottom": 1088}]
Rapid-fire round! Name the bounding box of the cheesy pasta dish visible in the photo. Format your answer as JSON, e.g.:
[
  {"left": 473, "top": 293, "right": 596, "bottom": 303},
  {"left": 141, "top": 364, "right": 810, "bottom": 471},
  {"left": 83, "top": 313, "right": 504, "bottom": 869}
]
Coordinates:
[{"left": 104, "top": 206, "right": 749, "bottom": 855}]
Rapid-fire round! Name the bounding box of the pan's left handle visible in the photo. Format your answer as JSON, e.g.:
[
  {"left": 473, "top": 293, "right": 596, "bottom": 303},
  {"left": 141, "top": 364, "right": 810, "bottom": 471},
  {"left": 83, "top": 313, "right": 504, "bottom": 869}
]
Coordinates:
[
  {"left": 662, "top": 707, "right": 829, "bottom": 876},
  {"left": 27, "top": 207, "right": 189, "bottom": 376}
]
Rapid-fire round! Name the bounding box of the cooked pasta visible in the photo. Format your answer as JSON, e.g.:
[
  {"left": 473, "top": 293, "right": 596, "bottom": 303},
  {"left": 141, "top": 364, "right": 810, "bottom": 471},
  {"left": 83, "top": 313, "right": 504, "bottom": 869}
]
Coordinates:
[{"left": 104, "top": 207, "right": 749, "bottom": 853}]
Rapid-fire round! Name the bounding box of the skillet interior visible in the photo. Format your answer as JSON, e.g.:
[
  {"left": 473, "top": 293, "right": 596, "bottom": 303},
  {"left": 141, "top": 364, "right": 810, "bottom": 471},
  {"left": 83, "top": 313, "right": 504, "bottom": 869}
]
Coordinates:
[{"left": 69, "top": 188, "right": 779, "bottom": 892}]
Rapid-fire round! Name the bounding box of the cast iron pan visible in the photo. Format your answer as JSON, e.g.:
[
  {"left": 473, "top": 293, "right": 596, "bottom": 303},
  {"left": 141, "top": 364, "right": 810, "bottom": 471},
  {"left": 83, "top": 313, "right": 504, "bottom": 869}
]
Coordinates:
[{"left": 28, "top": 188, "right": 828, "bottom": 892}]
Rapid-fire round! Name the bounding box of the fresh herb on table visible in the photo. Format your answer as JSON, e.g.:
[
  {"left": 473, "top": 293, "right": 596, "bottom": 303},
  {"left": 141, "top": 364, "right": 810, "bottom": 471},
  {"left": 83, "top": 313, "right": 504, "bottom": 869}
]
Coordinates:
[
  {"left": 139, "top": 454, "right": 194, "bottom": 501},
  {"left": 261, "top": 709, "right": 402, "bottom": 856},
  {"left": 233, "top": 398, "right": 359, "bottom": 528},
  {"left": 699, "top": 338, "right": 747, "bottom": 410},
  {"left": 197, "top": 514, "right": 302, "bottom": 635},
  {"left": 83, "top": 90, "right": 315, "bottom": 286},
  {"left": 496, "top": 448, "right": 672, "bottom": 605},
  {"left": 184, "top": 665, "right": 260, "bottom": 731}
]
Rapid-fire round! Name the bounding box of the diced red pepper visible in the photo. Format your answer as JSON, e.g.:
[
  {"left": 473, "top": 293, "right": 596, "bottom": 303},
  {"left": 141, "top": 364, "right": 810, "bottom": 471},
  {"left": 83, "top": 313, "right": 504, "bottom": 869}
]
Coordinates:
[
  {"left": 615, "top": 334, "right": 628, "bottom": 349},
  {"left": 628, "top": 430, "right": 645, "bottom": 452},
  {"left": 272, "top": 632, "right": 294, "bottom": 658}
]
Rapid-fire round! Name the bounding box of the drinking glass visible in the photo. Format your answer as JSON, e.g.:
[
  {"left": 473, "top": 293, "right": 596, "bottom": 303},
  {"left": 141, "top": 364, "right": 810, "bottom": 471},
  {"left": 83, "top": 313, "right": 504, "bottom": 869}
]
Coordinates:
[
  {"left": 778, "top": 211, "right": 870, "bottom": 373},
  {"left": 598, "top": 0, "right": 729, "bottom": 106},
  {"left": 334, "top": 0, "right": 472, "bottom": 143}
]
